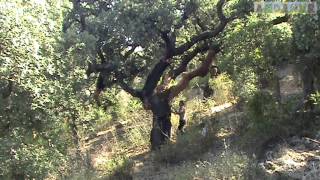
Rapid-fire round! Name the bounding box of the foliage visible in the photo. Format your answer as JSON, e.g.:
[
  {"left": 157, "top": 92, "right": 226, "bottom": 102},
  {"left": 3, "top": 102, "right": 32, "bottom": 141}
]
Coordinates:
[
  {"left": 209, "top": 72, "right": 235, "bottom": 104},
  {"left": 155, "top": 103, "right": 218, "bottom": 164},
  {"left": 310, "top": 91, "right": 320, "bottom": 111},
  {"left": 218, "top": 14, "right": 292, "bottom": 101},
  {"left": 246, "top": 92, "right": 284, "bottom": 135},
  {"left": 0, "top": 0, "right": 72, "bottom": 178},
  {"left": 167, "top": 151, "right": 250, "bottom": 180},
  {"left": 103, "top": 155, "right": 134, "bottom": 179}
]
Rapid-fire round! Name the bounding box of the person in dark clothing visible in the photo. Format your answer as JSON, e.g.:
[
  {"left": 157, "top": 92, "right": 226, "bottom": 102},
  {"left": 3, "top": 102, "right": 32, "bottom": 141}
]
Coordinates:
[{"left": 175, "top": 100, "right": 187, "bottom": 133}]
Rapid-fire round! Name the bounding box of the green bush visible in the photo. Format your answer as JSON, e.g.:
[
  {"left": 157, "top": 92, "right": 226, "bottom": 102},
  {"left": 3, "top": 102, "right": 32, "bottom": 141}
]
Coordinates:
[
  {"left": 167, "top": 151, "right": 251, "bottom": 180},
  {"left": 246, "top": 91, "right": 283, "bottom": 135},
  {"left": 234, "top": 68, "right": 258, "bottom": 100},
  {"left": 154, "top": 119, "right": 217, "bottom": 164},
  {"left": 209, "top": 73, "right": 235, "bottom": 104},
  {"left": 310, "top": 91, "right": 320, "bottom": 111},
  {"left": 103, "top": 155, "right": 134, "bottom": 180}
]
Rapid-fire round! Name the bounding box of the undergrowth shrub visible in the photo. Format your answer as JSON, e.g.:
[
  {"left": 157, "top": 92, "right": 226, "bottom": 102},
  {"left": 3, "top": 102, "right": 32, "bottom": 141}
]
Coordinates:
[
  {"left": 167, "top": 151, "right": 251, "bottom": 180},
  {"left": 311, "top": 91, "right": 320, "bottom": 111},
  {"left": 209, "top": 73, "right": 235, "bottom": 104},
  {"left": 103, "top": 155, "right": 134, "bottom": 180},
  {"left": 154, "top": 117, "right": 218, "bottom": 164},
  {"left": 245, "top": 91, "right": 289, "bottom": 136},
  {"left": 234, "top": 68, "right": 258, "bottom": 100}
]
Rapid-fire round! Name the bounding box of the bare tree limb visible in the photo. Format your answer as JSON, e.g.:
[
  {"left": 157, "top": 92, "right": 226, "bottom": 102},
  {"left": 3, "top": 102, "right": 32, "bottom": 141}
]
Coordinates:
[
  {"left": 173, "top": 22, "right": 226, "bottom": 56},
  {"left": 123, "top": 45, "right": 138, "bottom": 60},
  {"left": 272, "top": 14, "right": 289, "bottom": 25},
  {"left": 73, "top": 0, "right": 86, "bottom": 32},
  {"left": 168, "top": 48, "right": 219, "bottom": 99},
  {"left": 142, "top": 57, "right": 171, "bottom": 97},
  {"left": 118, "top": 80, "right": 142, "bottom": 99},
  {"left": 217, "top": 0, "right": 227, "bottom": 22},
  {"left": 2, "top": 79, "right": 13, "bottom": 99},
  {"left": 170, "top": 44, "right": 213, "bottom": 80}
]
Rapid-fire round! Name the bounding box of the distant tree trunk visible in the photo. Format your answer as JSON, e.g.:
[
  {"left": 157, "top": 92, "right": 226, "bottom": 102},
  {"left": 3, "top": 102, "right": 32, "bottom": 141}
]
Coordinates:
[
  {"left": 69, "top": 113, "right": 82, "bottom": 163},
  {"left": 275, "top": 75, "right": 281, "bottom": 103},
  {"left": 302, "top": 67, "right": 314, "bottom": 97},
  {"left": 302, "top": 66, "right": 315, "bottom": 111}
]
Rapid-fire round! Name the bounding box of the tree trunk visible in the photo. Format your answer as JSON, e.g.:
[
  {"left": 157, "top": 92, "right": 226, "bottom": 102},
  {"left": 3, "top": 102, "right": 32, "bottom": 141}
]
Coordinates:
[
  {"left": 275, "top": 75, "right": 281, "bottom": 103},
  {"left": 150, "top": 113, "right": 172, "bottom": 150},
  {"left": 148, "top": 94, "right": 172, "bottom": 150}
]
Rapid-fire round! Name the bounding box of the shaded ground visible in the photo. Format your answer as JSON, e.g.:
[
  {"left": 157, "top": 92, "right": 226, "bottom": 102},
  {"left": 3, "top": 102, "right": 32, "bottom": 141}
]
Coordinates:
[
  {"left": 259, "top": 136, "right": 320, "bottom": 179},
  {"left": 82, "top": 101, "right": 320, "bottom": 180}
]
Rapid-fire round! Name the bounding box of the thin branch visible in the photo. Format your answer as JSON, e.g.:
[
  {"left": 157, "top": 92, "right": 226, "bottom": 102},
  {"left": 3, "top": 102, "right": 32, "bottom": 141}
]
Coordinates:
[
  {"left": 195, "top": 16, "right": 208, "bottom": 31},
  {"left": 173, "top": 1, "right": 197, "bottom": 30},
  {"left": 160, "top": 30, "right": 175, "bottom": 56},
  {"left": 217, "top": 0, "right": 227, "bottom": 22},
  {"left": 73, "top": 0, "right": 86, "bottom": 32},
  {"left": 96, "top": 41, "right": 106, "bottom": 63},
  {"left": 174, "top": 0, "right": 228, "bottom": 56}
]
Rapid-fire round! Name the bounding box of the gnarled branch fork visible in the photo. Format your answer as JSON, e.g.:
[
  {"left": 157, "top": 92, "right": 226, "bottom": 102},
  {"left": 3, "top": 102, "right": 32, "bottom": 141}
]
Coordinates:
[
  {"left": 142, "top": 0, "right": 230, "bottom": 98},
  {"left": 168, "top": 48, "right": 219, "bottom": 100}
]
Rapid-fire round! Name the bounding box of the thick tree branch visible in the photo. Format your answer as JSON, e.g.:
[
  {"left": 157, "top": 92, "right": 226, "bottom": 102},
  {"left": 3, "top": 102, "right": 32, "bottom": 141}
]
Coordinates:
[
  {"left": 271, "top": 14, "right": 289, "bottom": 25},
  {"left": 118, "top": 80, "right": 142, "bottom": 99},
  {"left": 170, "top": 44, "right": 211, "bottom": 79},
  {"left": 96, "top": 40, "right": 106, "bottom": 63},
  {"left": 2, "top": 79, "right": 13, "bottom": 99},
  {"left": 173, "top": 22, "right": 226, "bottom": 56},
  {"left": 86, "top": 63, "right": 115, "bottom": 77},
  {"left": 73, "top": 0, "right": 86, "bottom": 32},
  {"left": 142, "top": 57, "right": 171, "bottom": 97},
  {"left": 142, "top": 0, "right": 229, "bottom": 98},
  {"left": 217, "top": 0, "right": 227, "bottom": 22},
  {"left": 168, "top": 48, "right": 219, "bottom": 99}
]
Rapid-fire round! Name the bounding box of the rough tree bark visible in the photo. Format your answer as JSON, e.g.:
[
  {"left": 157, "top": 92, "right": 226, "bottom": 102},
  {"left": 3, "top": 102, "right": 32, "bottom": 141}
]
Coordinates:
[
  {"left": 147, "top": 49, "right": 218, "bottom": 149},
  {"left": 148, "top": 92, "right": 172, "bottom": 150}
]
